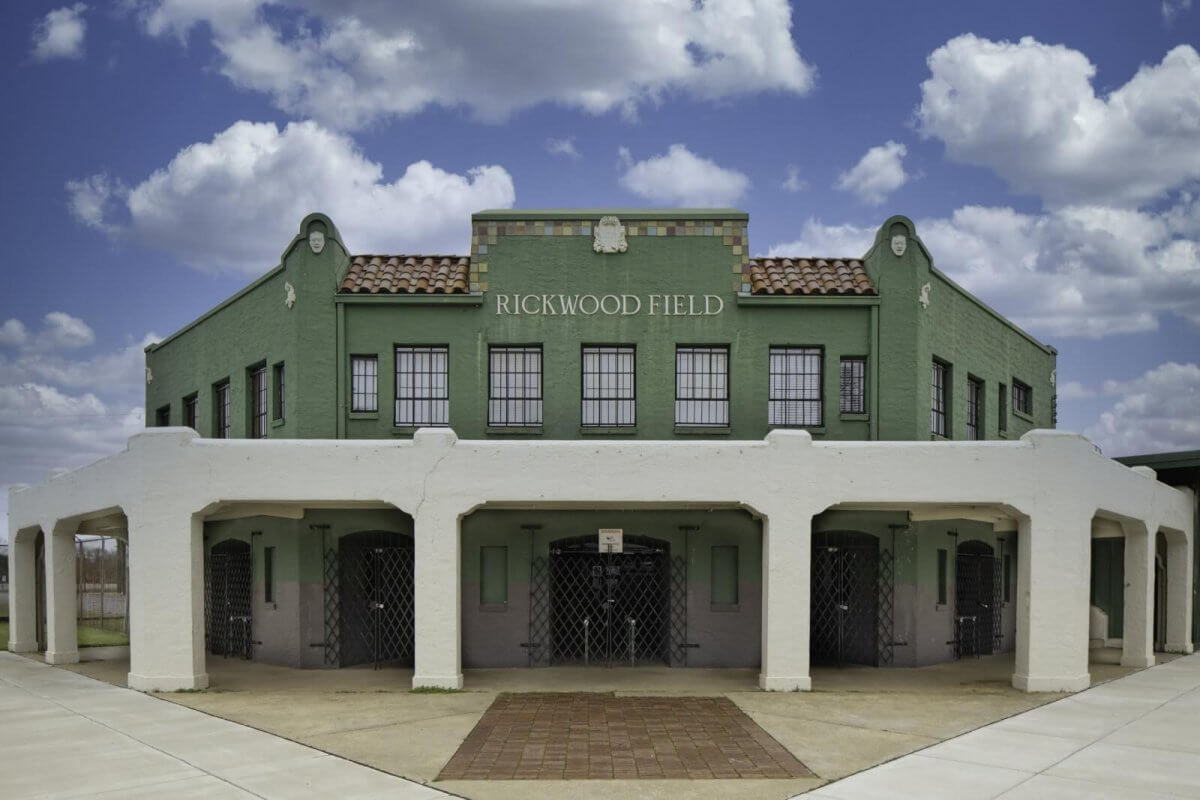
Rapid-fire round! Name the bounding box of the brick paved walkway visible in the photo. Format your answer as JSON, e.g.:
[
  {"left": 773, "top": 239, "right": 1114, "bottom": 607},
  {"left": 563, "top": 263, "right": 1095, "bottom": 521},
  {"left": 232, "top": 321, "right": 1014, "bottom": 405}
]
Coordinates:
[{"left": 438, "top": 692, "right": 812, "bottom": 780}]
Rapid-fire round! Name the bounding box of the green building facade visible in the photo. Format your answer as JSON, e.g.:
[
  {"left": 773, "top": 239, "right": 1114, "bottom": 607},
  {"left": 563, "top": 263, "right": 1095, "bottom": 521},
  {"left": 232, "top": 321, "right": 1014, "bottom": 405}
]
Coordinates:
[{"left": 146, "top": 210, "right": 1057, "bottom": 671}]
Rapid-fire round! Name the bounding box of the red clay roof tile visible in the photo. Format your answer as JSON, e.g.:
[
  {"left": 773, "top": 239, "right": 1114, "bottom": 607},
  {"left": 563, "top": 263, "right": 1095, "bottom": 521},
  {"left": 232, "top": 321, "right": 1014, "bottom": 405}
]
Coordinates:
[
  {"left": 745, "top": 258, "right": 875, "bottom": 296},
  {"left": 339, "top": 255, "right": 472, "bottom": 295}
]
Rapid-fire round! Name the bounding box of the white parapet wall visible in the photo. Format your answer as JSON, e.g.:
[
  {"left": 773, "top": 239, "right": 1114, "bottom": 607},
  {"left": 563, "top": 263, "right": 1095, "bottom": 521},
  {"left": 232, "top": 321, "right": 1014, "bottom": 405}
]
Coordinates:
[{"left": 6, "top": 428, "right": 1194, "bottom": 693}]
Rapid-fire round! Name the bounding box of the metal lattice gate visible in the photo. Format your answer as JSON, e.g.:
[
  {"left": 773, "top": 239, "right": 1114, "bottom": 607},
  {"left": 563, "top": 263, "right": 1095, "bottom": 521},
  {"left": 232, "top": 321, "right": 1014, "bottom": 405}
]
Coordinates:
[
  {"left": 954, "top": 541, "right": 996, "bottom": 658},
  {"left": 321, "top": 527, "right": 341, "bottom": 667},
  {"left": 811, "top": 532, "right": 880, "bottom": 667},
  {"left": 547, "top": 536, "right": 671, "bottom": 666},
  {"left": 669, "top": 554, "right": 689, "bottom": 666},
  {"left": 877, "top": 546, "right": 895, "bottom": 666},
  {"left": 338, "top": 532, "right": 415, "bottom": 669},
  {"left": 527, "top": 555, "right": 549, "bottom": 666},
  {"left": 205, "top": 539, "right": 253, "bottom": 659}
]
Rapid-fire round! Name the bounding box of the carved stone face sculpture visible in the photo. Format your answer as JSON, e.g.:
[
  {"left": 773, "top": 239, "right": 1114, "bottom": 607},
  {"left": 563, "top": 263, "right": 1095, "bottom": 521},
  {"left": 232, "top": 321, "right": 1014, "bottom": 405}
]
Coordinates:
[
  {"left": 891, "top": 233, "right": 907, "bottom": 257},
  {"left": 308, "top": 231, "right": 325, "bottom": 255}
]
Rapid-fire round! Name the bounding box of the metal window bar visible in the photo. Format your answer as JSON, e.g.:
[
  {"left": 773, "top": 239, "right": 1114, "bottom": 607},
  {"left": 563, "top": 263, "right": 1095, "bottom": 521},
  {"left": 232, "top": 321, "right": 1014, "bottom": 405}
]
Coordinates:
[
  {"left": 395, "top": 346, "right": 449, "bottom": 426},
  {"left": 215, "top": 382, "right": 231, "bottom": 439},
  {"left": 768, "top": 347, "right": 822, "bottom": 426},
  {"left": 931, "top": 362, "right": 947, "bottom": 436},
  {"left": 488, "top": 346, "right": 543, "bottom": 426},
  {"left": 351, "top": 356, "right": 378, "bottom": 412},
  {"left": 1013, "top": 381, "right": 1031, "bottom": 415},
  {"left": 839, "top": 357, "right": 866, "bottom": 414},
  {"left": 966, "top": 378, "right": 981, "bottom": 440},
  {"left": 251, "top": 366, "right": 267, "bottom": 438},
  {"left": 675, "top": 346, "right": 729, "bottom": 426},
  {"left": 581, "top": 346, "right": 636, "bottom": 426}
]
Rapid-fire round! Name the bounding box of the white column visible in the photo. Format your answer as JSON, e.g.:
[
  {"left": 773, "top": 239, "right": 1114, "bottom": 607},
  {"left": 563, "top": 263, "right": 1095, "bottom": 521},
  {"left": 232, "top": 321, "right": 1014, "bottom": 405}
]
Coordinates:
[
  {"left": 1121, "top": 520, "right": 1155, "bottom": 668},
  {"left": 1013, "top": 507, "right": 1092, "bottom": 692},
  {"left": 127, "top": 510, "right": 207, "bottom": 691},
  {"left": 759, "top": 505, "right": 815, "bottom": 691},
  {"left": 7, "top": 529, "right": 39, "bottom": 652},
  {"left": 412, "top": 507, "right": 462, "bottom": 689},
  {"left": 43, "top": 522, "right": 79, "bottom": 664},
  {"left": 1164, "top": 529, "right": 1194, "bottom": 654}
]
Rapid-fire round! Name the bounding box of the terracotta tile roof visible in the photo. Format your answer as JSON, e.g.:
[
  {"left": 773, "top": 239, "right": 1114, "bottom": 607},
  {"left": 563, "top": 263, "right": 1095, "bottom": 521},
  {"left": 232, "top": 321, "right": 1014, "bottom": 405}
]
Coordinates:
[
  {"left": 340, "top": 255, "right": 471, "bottom": 294},
  {"left": 745, "top": 258, "right": 876, "bottom": 296}
]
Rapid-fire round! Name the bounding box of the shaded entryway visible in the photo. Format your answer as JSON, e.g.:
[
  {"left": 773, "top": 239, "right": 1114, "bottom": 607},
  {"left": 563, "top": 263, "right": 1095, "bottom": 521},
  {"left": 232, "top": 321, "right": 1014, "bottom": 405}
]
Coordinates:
[
  {"left": 336, "top": 531, "right": 415, "bottom": 668},
  {"left": 205, "top": 539, "right": 252, "bottom": 659},
  {"left": 810, "top": 531, "right": 882, "bottom": 666},
  {"left": 955, "top": 540, "right": 998, "bottom": 657},
  {"left": 546, "top": 534, "right": 673, "bottom": 667}
]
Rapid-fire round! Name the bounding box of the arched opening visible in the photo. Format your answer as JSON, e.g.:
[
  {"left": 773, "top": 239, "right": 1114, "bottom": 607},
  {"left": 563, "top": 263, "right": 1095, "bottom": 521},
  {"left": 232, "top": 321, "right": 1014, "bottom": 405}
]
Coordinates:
[
  {"left": 205, "top": 538, "right": 253, "bottom": 659},
  {"left": 337, "top": 530, "right": 414, "bottom": 668},
  {"left": 955, "top": 539, "right": 997, "bottom": 657},
  {"left": 547, "top": 533, "right": 671, "bottom": 666},
  {"left": 810, "top": 530, "right": 880, "bottom": 667}
]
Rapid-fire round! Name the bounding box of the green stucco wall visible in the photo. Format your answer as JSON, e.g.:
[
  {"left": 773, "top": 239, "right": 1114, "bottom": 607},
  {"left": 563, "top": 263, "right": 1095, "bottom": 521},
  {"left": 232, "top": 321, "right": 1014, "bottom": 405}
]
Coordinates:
[{"left": 147, "top": 210, "right": 1055, "bottom": 443}]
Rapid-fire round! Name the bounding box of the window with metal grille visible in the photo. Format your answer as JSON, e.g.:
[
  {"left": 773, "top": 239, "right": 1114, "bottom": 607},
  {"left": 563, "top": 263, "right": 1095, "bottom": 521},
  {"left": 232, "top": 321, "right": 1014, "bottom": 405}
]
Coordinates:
[
  {"left": 250, "top": 364, "right": 267, "bottom": 438},
  {"left": 1012, "top": 380, "right": 1032, "bottom": 415},
  {"left": 183, "top": 395, "right": 197, "bottom": 431},
  {"left": 214, "top": 381, "right": 231, "bottom": 439},
  {"left": 675, "top": 345, "right": 729, "bottom": 426},
  {"left": 489, "top": 346, "right": 542, "bottom": 427},
  {"left": 350, "top": 355, "right": 378, "bottom": 413},
  {"left": 711, "top": 545, "right": 739, "bottom": 607},
  {"left": 999, "top": 382, "right": 1008, "bottom": 433},
  {"left": 966, "top": 376, "right": 983, "bottom": 440},
  {"left": 155, "top": 405, "right": 170, "bottom": 427},
  {"left": 581, "top": 345, "right": 635, "bottom": 426},
  {"left": 395, "top": 346, "right": 449, "bottom": 426},
  {"left": 931, "top": 360, "right": 948, "bottom": 437},
  {"left": 768, "top": 346, "right": 822, "bottom": 427},
  {"left": 272, "top": 362, "right": 285, "bottom": 421},
  {"left": 839, "top": 357, "right": 866, "bottom": 414}
]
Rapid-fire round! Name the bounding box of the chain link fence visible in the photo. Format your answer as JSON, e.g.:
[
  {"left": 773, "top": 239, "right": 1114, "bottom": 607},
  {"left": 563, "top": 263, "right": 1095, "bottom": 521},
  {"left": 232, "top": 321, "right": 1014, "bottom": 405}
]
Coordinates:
[{"left": 76, "top": 535, "right": 128, "bottom": 635}]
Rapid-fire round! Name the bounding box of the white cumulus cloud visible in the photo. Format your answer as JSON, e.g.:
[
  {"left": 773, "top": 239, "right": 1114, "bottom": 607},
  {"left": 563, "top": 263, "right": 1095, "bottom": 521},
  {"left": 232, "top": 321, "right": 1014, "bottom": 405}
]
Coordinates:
[
  {"left": 917, "top": 36, "right": 1200, "bottom": 207},
  {"left": 781, "top": 165, "right": 806, "bottom": 193},
  {"left": 1163, "top": 0, "right": 1192, "bottom": 24},
  {"left": 1085, "top": 362, "right": 1200, "bottom": 456},
  {"left": 132, "top": 0, "right": 814, "bottom": 129},
  {"left": 618, "top": 144, "right": 749, "bottom": 206},
  {"left": 835, "top": 141, "right": 908, "bottom": 205},
  {"left": 546, "top": 137, "right": 580, "bottom": 160},
  {"left": 31, "top": 3, "right": 88, "bottom": 61},
  {"left": 67, "top": 119, "right": 516, "bottom": 274},
  {"left": 766, "top": 196, "right": 1200, "bottom": 339}
]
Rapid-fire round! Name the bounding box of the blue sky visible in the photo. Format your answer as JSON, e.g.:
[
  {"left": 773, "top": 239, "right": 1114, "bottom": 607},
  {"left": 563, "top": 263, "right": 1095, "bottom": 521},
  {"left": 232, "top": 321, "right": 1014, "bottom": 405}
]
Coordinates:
[{"left": 2, "top": 0, "right": 1199, "bottom": 532}]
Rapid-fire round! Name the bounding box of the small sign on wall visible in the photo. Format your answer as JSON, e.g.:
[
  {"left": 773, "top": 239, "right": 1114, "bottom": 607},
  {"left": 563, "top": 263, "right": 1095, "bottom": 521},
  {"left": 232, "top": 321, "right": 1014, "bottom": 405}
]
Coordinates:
[{"left": 598, "top": 529, "right": 624, "bottom": 553}]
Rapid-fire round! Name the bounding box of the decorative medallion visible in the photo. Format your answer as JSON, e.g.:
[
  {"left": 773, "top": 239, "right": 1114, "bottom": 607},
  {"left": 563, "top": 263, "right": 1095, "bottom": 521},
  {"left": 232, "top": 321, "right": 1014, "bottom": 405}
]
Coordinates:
[
  {"left": 145, "top": 367, "right": 153, "bottom": 385},
  {"left": 918, "top": 282, "right": 931, "bottom": 310},
  {"left": 308, "top": 230, "right": 325, "bottom": 255},
  {"left": 593, "top": 216, "right": 628, "bottom": 254},
  {"left": 891, "top": 233, "right": 907, "bottom": 257},
  {"left": 1050, "top": 369, "right": 1056, "bottom": 387},
  {"left": 284, "top": 281, "right": 297, "bottom": 309}
]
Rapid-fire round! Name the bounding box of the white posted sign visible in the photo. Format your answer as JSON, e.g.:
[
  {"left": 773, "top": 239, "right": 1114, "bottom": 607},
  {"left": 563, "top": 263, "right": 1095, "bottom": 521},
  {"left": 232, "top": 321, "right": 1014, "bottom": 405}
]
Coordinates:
[{"left": 598, "top": 529, "right": 624, "bottom": 553}]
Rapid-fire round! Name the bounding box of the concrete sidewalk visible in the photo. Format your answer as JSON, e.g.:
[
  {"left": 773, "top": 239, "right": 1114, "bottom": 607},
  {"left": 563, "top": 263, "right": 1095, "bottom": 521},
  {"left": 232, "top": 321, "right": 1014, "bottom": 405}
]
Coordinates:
[
  {"left": 0, "top": 652, "right": 449, "bottom": 799},
  {"left": 801, "top": 652, "right": 1200, "bottom": 799}
]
